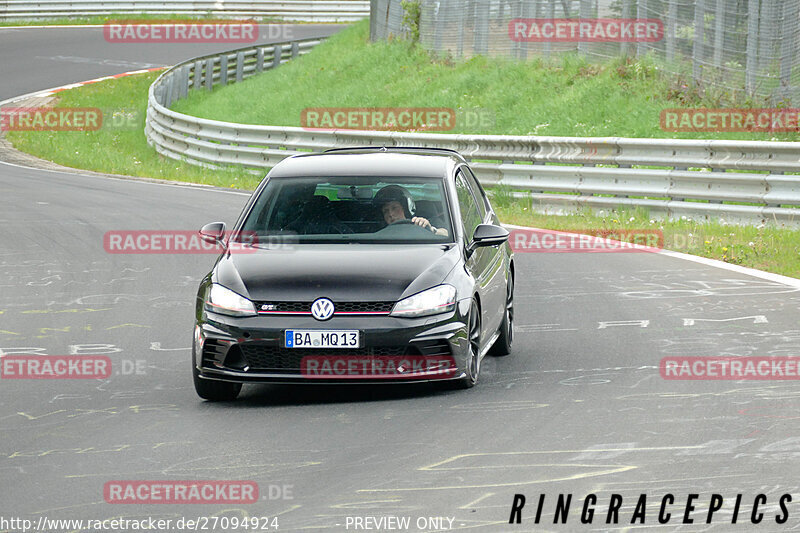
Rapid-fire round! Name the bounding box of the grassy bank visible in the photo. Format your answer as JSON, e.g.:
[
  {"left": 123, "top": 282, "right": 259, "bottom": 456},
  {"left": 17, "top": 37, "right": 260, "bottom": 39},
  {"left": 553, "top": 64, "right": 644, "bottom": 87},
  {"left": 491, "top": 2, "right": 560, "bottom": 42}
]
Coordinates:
[{"left": 174, "top": 20, "right": 799, "bottom": 141}]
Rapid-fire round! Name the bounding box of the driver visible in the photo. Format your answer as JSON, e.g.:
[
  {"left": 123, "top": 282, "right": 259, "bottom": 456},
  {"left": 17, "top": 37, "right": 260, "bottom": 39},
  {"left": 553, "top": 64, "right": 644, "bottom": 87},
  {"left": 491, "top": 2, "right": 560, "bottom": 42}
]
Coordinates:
[{"left": 373, "top": 185, "right": 448, "bottom": 236}]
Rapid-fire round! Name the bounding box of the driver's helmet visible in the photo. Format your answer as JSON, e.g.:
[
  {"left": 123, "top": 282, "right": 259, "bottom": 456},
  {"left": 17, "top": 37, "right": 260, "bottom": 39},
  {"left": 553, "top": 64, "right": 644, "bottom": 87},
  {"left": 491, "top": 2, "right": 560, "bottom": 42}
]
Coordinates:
[{"left": 373, "top": 185, "right": 415, "bottom": 218}]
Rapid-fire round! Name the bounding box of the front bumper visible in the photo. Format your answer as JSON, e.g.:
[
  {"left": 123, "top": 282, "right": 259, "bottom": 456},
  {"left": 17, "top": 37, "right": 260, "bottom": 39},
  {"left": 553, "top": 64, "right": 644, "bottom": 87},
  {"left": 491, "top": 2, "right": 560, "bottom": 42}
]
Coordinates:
[{"left": 193, "top": 303, "right": 470, "bottom": 384}]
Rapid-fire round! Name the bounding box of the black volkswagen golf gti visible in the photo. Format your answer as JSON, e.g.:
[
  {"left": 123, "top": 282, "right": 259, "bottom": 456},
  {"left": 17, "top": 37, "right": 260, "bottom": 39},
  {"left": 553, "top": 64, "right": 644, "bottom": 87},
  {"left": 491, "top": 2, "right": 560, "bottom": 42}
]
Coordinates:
[{"left": 192, "top": 147, "right": 514, "bottom": 400}]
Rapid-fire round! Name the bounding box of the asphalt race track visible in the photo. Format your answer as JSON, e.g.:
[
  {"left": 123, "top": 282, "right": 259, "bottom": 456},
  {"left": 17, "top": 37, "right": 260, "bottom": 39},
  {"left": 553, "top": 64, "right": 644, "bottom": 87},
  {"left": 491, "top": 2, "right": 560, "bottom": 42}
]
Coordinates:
[{"left": 2, "top": 25, "right": 800, "bottom": 532}]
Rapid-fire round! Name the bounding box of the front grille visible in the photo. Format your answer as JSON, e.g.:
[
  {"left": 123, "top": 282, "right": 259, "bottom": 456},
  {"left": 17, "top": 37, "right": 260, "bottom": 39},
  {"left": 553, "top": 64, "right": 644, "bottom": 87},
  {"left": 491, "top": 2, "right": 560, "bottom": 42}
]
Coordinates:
[
  {"left": 239, "top": 343, "right": 408, "bottom": 372},
  {"left": 338, "top": 302, "right": 394, "bottom": 313},
  {"left": 255, "top": 301, "right": 394, "bottom": 315}
]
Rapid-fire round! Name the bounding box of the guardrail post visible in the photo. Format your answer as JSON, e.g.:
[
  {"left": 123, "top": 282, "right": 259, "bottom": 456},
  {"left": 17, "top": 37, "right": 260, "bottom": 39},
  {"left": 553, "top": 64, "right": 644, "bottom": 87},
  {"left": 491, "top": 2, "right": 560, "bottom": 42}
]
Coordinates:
[
  {"left": 193, "top": 61, "right": 202, "bottom": 91},
  {"left": 272, "top": 44, "right": 283, "bottom": 68},
  {"left": 291, "top": 41, "right": 299, "bottom": 58},
  {"left": 236, "top": 52, "right": 244, "bottom": 83},
  {"left": 220, "top": 55, "right": 229, "bottom": 85},
  {"left": 169, "top": 76, "right": 177, "bottom": 107},
  {"left": 180, "top": 66, "right": 190, "bottom": 99},
  {"left": 173, "top": 69, "right": 181, "bottom": 101},
  {"left": 256, "top": 48, "right": 264, "bottom": 73},
  {"left": 205, "top": 58, "right": 214, "bottom": 90}
]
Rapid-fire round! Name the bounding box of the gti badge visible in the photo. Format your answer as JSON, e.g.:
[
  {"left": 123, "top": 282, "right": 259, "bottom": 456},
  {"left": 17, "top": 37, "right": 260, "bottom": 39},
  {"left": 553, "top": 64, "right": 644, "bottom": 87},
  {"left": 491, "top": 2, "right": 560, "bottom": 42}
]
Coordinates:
[{"left": 311, "top": 298, "right": 335, "bottom": 321}]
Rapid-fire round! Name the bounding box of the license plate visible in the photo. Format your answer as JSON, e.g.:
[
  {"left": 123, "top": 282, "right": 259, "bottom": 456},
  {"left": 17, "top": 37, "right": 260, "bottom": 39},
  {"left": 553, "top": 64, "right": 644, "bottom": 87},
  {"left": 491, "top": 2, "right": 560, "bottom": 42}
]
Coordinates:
[{"left": 285, "top": 330, "right": 360, "bottom": 348}]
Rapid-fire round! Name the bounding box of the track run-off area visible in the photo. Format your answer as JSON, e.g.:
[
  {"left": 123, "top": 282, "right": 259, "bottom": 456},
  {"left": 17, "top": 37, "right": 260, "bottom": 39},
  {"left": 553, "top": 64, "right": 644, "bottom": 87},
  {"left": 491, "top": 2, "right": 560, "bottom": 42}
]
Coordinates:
[{"left": 1, "top": 24, "right": 800, "bottom": 532}]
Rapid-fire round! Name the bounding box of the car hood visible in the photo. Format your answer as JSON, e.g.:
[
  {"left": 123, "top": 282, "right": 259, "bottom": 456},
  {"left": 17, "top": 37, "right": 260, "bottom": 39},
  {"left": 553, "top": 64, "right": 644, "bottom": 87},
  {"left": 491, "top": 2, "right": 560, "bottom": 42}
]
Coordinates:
[{"left": 213, "top": 244, "right": 460, "bottom": 302}]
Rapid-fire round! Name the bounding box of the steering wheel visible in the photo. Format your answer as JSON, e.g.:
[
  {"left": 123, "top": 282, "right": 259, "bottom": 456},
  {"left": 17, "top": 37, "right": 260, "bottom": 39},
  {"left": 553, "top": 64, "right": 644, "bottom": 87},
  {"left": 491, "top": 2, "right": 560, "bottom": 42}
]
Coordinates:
[{"left": 378, "top": 219, "right": 435, "bottom": 236}]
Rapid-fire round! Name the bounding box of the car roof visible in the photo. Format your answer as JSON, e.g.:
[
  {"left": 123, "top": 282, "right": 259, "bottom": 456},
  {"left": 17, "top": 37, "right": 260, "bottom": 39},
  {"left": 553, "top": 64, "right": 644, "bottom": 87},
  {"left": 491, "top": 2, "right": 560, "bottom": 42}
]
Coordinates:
[{"left": 268, "top": 149, "right": 462, "bottom": 179}]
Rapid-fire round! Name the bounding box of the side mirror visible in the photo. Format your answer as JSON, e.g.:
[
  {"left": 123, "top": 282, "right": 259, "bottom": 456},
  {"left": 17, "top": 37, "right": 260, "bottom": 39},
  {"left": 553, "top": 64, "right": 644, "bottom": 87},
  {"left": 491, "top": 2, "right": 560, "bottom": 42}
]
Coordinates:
[
  {"left": 199, "top": 222, "right": 226, "bottom": 245},
  {"left": 467, "top": 224, "right": 509, "bottom": 253}
]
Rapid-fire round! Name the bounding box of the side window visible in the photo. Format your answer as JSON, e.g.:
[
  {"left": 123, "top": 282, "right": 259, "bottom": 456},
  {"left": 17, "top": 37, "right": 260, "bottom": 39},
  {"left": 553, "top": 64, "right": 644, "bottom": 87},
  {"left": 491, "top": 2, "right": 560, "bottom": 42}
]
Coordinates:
[
  {"left": 462, "top": 166, "right": 490, "bottom": 217},
  {"left": 461, "top": 167, "right": 488, "bottom": 220},
  {"left": 455, "top": 170, "right": 482, "bottom": 241}
]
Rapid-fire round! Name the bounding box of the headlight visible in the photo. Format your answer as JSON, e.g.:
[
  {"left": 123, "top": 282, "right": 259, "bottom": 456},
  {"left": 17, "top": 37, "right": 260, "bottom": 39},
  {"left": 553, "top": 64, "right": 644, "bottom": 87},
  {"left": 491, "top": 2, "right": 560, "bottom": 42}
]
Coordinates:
[
  {"left": 390, "top": 285, "right": 457, "bottom": 318},
  {"left": 205, "top": 284, "right": 257, "bottom": 317}
]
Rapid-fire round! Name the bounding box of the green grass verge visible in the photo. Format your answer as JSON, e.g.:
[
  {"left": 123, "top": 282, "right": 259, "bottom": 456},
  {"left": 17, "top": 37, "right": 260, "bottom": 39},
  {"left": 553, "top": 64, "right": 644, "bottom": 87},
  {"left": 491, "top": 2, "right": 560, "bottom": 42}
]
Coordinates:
[
  {"left": 174, "top": 19, "right": 800, "bottom": 141},
  {"left": 4, "top": 71, "right": 262, "bottom": 189},
  {"left": 491, "top": 198, "right": 800, "bottom": 278}
]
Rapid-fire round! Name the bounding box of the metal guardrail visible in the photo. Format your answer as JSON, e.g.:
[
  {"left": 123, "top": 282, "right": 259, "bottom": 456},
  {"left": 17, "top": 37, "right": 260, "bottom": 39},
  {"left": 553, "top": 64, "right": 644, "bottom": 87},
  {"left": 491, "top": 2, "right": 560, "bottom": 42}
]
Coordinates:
[
  {"left": 146, "top": 39, "right": 800, "bottom": 226},
  {"left": 0, "top": 0, "right": 369, "bottom": 22}
]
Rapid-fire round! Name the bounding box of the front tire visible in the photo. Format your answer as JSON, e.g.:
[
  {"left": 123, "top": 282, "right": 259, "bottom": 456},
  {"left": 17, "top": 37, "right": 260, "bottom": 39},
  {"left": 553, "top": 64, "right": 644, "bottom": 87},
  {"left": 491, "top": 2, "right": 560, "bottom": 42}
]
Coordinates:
[
  {"left": 452, "top": 299, "right": 481, "bottom": 389},
  {"left": 193, "top": 362, "right": 242, "bottom": 401},
  {"left": 489, "top": 272, "right": 514, "bottom": 356}
]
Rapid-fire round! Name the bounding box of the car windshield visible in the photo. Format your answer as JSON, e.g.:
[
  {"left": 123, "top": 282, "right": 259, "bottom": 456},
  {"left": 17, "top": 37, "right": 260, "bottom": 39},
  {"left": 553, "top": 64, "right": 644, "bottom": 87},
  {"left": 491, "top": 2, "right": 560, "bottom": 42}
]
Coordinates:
[{"left": 239, "top": 176, "right": 454, "bottom": 244}]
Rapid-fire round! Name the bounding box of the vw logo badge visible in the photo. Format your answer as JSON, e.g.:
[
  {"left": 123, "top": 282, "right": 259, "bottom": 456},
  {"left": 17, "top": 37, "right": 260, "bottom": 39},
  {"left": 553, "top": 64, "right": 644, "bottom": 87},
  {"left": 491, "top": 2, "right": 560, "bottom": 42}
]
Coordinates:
[{"left": 311, "top": 298, "right": 335, "bottom": 321}]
